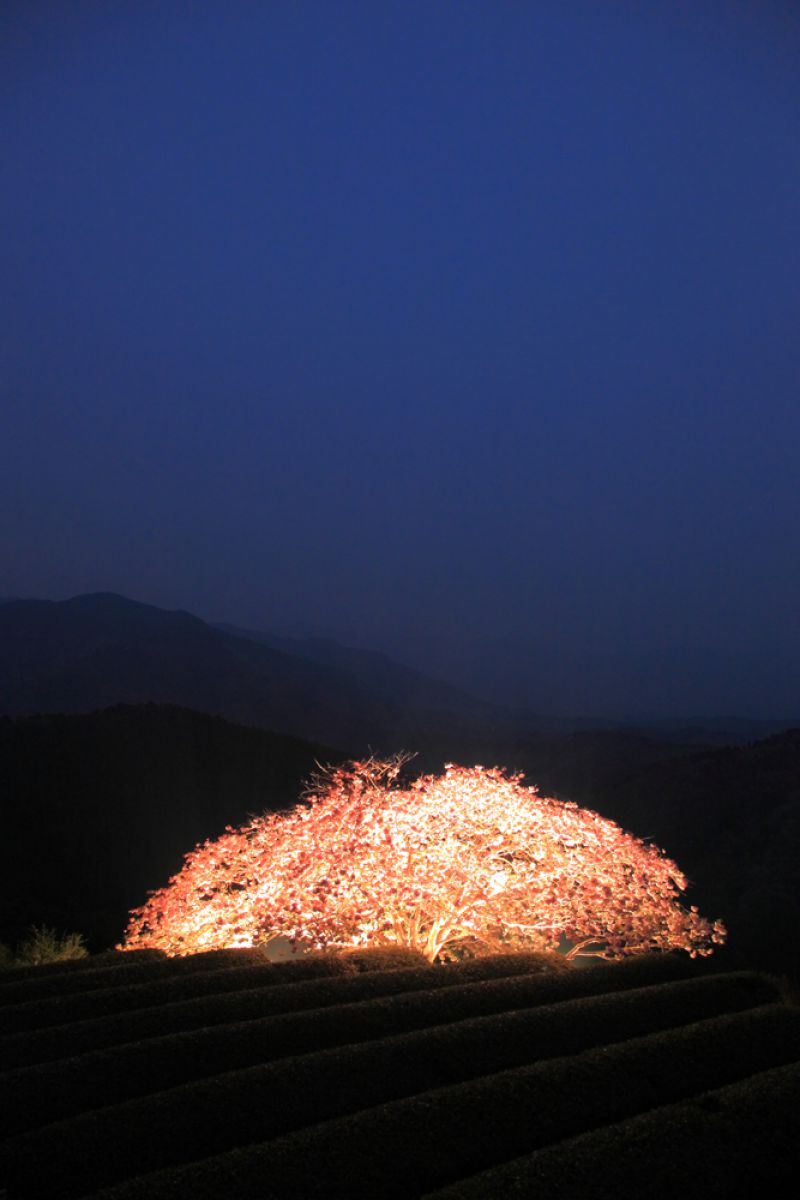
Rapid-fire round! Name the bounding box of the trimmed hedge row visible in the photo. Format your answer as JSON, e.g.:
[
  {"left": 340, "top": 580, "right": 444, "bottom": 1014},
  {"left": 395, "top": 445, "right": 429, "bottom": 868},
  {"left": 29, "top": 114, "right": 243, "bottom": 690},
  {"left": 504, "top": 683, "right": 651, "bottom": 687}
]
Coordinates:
[
  {"left": 6, "top": 998, "right": 798, "bottom": 1198},
  {"left": 0, "top": 947, "right": 270, "bottom": 1003},
  {"left": 0, "top": 948, "right": 166, "bottom": 986},
  {"left": 0, "top": 946, "right": 439, "bottom": 1034},
  {"left": 65, "top": 1004, "right": 800, "bottom": 1200},
  {"left": 0, "top": 951, "right": 698, "bottom": 1065},
  {"left": 2, "top": 971, "right": 774, "bottom": 1137},
  {"left": 0, "top": 960, "right": 451, "bottom": 1070},
  {"left": 422, "top": 1060, "right": 800, "bottom": 1199},
  {"left": 0, "top": 945, "right": 431, "bottom": 1009},
  {"left": 0, "top": 945, "right": 438, "bottom": 1003}
]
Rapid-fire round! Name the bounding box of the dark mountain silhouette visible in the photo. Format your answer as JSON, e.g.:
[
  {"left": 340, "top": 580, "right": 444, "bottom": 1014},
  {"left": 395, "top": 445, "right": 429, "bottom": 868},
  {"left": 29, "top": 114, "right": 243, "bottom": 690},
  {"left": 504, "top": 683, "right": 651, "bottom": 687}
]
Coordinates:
[
  {"left": 214, "top": 622, "right": 513, "bottom": 723},
  {"left": 628, "top": 715, "right": 800, "bottom": 746},
  {"left": 3, "top": 594, "right": 796, "bottom": 754},
  {"left": 0, "top": 594, "right": 510, "bottom": 756},
  {"left": 520, "top": 728, "right": 798, "bottom": 981},
  {"left": 215, "top": 624, "right": 730, "bottom": 754},
  {"left": 0, "top": 703, "right": 343, "bottom": 950},
  {"left": 505, "top": 729, "right": 704, "bottom": 803},
  {"left": 578, "top": 729, "right": 800, "bottom": 980},
  {"left": 489, "top": 729, "right": 800, "bottom": 981},
  {"left": 233, "top": 636, "right": 800, "bottom": 748}
]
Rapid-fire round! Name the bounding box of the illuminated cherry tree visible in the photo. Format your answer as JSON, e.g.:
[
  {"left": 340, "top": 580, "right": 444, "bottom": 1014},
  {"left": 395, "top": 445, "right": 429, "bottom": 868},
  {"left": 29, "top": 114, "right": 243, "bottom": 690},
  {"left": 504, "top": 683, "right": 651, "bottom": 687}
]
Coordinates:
[{"left": 121, "top": 757, "right": 726, "bottom": 962}]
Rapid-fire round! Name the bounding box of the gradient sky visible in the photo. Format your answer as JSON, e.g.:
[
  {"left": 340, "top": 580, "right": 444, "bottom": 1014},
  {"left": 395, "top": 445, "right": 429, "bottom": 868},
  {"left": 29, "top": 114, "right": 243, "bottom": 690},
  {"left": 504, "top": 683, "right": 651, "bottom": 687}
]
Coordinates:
[{"left": 2, "top": 1, "right": 799, "bottom": 718}]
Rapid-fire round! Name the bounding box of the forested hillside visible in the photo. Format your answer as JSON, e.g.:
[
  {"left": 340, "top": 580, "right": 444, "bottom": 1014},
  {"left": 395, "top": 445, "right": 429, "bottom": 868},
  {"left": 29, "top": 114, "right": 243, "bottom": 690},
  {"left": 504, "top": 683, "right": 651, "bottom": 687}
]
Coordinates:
[
  {"left": 0, "top": 705, "right": 339, "bottom": 950},
  {"left": 587, "top": 730, "right": 800, "bottom": 979}
]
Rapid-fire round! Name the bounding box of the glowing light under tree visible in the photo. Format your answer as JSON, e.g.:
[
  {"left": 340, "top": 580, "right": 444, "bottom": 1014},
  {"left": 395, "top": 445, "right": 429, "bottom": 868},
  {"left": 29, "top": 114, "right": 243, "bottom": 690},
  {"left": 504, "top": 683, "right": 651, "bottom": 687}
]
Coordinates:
[{"left": 121, "top": 757, "right": 726, "bottom": 963}]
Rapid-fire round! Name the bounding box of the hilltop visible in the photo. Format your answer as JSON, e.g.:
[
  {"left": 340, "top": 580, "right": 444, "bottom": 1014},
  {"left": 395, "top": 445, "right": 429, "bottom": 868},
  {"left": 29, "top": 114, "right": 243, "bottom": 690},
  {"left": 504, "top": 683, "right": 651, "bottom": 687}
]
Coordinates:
[{"left": 0, "top": 594, "right": 515, "bottom": 757}]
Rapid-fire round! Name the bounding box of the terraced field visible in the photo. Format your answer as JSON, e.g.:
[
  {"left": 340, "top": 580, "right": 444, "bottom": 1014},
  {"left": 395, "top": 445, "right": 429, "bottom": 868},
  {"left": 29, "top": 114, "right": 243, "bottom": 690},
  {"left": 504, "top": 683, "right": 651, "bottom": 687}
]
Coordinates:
[{"left": 1, "top": 946, "right": 798, "bottom": 1198}]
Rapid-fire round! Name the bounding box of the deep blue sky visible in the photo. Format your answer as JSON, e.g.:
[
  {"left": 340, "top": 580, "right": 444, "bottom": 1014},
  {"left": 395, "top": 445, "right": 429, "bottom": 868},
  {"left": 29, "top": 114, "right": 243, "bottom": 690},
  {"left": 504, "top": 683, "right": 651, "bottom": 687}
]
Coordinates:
[{"left": 2, "top": 2, "right": 799, "bottom": 718}]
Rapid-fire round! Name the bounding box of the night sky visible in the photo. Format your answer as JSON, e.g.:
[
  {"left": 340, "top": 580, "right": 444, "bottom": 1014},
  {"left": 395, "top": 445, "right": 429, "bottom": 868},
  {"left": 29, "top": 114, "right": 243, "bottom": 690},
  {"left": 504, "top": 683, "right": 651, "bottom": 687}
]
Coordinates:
[{"left": 2, "top": 2, "right": 799, "bottom": 719}]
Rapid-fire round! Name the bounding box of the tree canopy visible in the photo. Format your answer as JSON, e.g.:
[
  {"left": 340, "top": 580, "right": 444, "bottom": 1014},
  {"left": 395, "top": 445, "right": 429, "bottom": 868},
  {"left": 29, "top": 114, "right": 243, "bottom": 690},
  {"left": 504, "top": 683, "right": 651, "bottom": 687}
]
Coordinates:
[{"left": 122, "top": 757, "right": 726, "bottom": 962}]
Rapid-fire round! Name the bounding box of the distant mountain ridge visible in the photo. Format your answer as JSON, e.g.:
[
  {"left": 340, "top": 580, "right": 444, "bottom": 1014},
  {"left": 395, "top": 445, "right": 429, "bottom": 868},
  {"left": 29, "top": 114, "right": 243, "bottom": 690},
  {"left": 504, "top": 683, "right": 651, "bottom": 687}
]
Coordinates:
[
  {"left": 0, "top": 594, "right": 514, "bottom": 756},
  {"left": 213, "top": 622, "right": 507, "bottom": 718},
  {"left": 2, "top": 593, "right": 797, "bottom": 752}
]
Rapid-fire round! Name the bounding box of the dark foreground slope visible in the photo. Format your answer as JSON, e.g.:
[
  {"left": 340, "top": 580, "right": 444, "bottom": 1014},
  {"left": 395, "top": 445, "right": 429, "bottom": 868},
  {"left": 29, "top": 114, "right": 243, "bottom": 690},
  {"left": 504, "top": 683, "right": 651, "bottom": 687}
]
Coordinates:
[{"left": 0, "top": 948, "right": 797, "bottom": 1199}]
